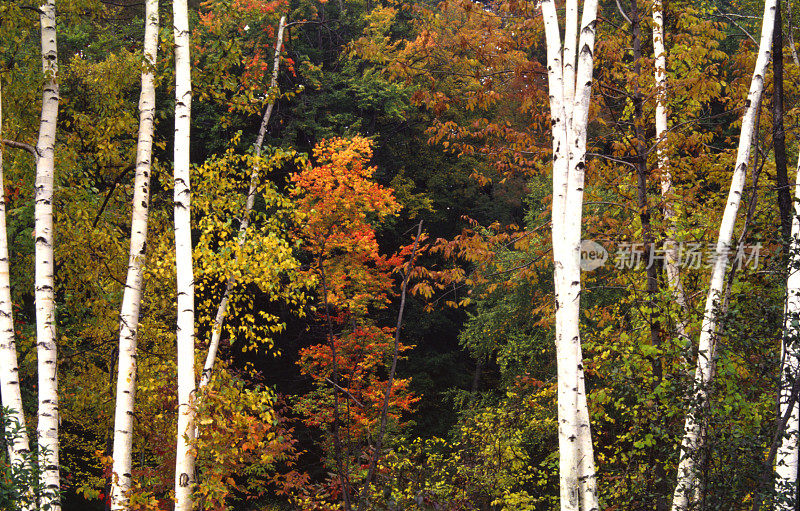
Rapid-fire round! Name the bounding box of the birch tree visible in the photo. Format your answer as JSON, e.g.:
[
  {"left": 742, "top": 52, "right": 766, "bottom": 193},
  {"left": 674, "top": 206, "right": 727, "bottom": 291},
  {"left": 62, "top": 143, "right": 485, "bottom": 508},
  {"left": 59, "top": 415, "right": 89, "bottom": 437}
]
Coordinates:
[
  {"left": 773, "top": 148, "right": 800, "bottom": 511},
  {"left": 539, "top": 0, "right": 600, "bottom": 507},
  {"left": 652, "top": 0, "right": 688, "bottom": 342},
  {"left": 199, "top": 15, "right": 286, "bottom": 389},
  {"left": 172, "top": 0, "right": 196, "bottom": 509},
  {"left": 670, "top": 1, "right": 777, "bottom": 508},
  {"left": 0, "top": 82, "right": 34, "bottom": 511},
  {"left": 35, "top": 2, "right": 61, "bottom": 509},
  {"left": 109, "top": 1, "right": 159, "bottom": 509}
]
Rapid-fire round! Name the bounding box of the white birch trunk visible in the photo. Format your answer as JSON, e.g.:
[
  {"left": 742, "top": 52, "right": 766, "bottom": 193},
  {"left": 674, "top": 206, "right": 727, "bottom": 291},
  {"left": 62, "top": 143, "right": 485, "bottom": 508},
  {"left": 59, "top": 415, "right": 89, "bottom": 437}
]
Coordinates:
[
  {"left": 540, "top": 0, "right": 600, "bottom": 507},
  {"left": 0, "top": 83, "right": 35, "bottom": 511},
  {"left": 670, "top": 1, "right": 777, "bottom": 508},
  {"left": 652, "top": 0, "right": 689, "bottom": 343},
  {"left": 199, "top": 15, "right": 286, "bottom": 389},
  {"left": 109, "top": 1, "right": 158, "bottom": 509},
  {"left": 172, "top": 0, "right": 196, "bottom": 509},
  {"left": 774, "top": 152, "right": 800, "bottom": 510},
  {"left": 35, "top": 2, "right": 60, "bottom": 509}
]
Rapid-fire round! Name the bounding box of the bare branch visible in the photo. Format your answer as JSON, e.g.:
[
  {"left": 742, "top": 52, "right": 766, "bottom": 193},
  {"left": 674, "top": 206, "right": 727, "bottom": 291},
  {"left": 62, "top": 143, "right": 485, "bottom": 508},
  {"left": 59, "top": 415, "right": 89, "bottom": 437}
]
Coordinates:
[
  {"left": 325, "top": 378, "right": 365, "bottom": 408},
  {"left": 1, "top": 139, "right": 37, "bottom": 156},
  {"left": 716, "top": 12, "right": 758, "bottom": 45}
]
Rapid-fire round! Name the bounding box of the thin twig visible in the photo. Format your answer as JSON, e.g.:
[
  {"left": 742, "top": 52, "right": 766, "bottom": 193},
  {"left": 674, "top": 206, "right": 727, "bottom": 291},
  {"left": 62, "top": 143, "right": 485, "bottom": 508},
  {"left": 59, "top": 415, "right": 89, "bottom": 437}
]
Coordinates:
[
  {"left": 716, "top": 12, "right": 758, "bottom": 45},
  {"left": 91, "top": 164, "right": 134, "bottom": 228},
  {"left": 325, "top": 378, "right": 365, "bottom": 408}
]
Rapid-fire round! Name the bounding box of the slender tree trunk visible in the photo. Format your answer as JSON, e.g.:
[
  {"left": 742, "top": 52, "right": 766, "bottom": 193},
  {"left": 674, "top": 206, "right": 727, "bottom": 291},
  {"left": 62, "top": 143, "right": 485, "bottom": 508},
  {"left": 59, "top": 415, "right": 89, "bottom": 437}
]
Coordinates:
[
  {"left": 35, "top": 2, "right": 60, "bottom": 509},
  {"left": 318, "top": 254, "right": 352, "bottom": 511},
  {"left": 775, "top": 147, "right": 800, "bottom": 510},
  {"left": 774, "top": 1, "right": 792, "bottom": 245},
  {"left": 471, "top": 357, "right": 483, "bottom": 395},
  {"left": 199, "top": 15, "right": 286, "bottom": 389},
  {"left": 0, "top": 82, "right": 35, "bottom": 511},
  {"left": 357, "top": 221, "right": 422, "bottom": 510},
  {"left": 172, "top": 1, "right": 196, "bottom": 509},
  {"left": 630, "top": 2, "right": 669, "bottom": 508},
  {"left": 630, "top": 0, "right": 661, "bottom": 352},
  {"left": 653, "top": 0, "right": 689, "bottom": 343},
  {"left": 540, "top": 0, "right": 600, "bottom": 507},
  {"left": 109, "top": 1, "right": 158, "bottom": 509},
  {"left": 670, "top": 1, "right": 777, "bottom": 508}
]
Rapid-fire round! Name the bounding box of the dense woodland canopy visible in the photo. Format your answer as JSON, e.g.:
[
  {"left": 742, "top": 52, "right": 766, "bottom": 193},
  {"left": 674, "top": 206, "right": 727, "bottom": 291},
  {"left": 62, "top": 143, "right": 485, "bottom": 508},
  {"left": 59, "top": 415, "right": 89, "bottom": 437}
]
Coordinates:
[{"left": 1, "top": 0, "right": 800, "bottom": 509}]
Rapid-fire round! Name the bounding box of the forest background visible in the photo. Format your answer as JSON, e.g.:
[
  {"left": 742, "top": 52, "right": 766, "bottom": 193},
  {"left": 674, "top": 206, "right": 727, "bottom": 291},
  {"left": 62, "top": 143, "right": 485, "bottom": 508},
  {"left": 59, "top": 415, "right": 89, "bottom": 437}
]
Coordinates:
[{"left": 0, "top": 0, "right": 797, "bottom": 509}]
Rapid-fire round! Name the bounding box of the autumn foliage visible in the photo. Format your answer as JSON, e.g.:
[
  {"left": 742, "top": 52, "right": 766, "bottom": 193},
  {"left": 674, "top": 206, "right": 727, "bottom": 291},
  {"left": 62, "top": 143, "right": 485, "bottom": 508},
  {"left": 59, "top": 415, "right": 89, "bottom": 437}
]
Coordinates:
[{"left": 289, "top": 137, "right": 418, "bottom": 507}]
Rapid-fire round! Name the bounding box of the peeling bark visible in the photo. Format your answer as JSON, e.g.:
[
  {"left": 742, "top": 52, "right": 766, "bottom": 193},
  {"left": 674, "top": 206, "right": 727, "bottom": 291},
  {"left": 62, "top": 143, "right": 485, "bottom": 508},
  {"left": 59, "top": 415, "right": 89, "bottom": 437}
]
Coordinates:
[
  {"left": 0, "top": 81, "right": 34, "bottom": 511},
  {"left": 540, "top": 0, "right": 600, "bottom": 507},
  {"left": 35, "top": 2, "right": 61, "bottom": 509},
  {"left": 172, "top": 0, "right": 196, "bottom": 509}
]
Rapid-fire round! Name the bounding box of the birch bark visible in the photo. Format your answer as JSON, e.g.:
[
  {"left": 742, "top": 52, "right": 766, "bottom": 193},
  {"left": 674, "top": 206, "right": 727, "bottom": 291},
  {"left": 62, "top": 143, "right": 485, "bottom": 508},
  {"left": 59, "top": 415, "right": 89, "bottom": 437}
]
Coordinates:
[
  {"left": 172, "top": 0, "right": 196, "bottom": 509},
  {"left": 199, "top": 15, "right": 286, "bottom": 389},
  {"left": 774, "top": 149, "right": 800, "bottom": 511},
  {"left": 35, "top": 2, "right": 60, "bottom": 509},
  {"left": 670, "top": 1, "right": 777, "bottom": 508},
  {"left": 652, "top": 0, "right": 689, "bottom": 343},
  {"left": 0, "top": 82, "right": 34, "bottom": 511},
  {"left": 109, "top": 1, "right": 158, "bottom": 509},
  {"left": 540, "top": 0, "right": 599, "bottom": 507}
]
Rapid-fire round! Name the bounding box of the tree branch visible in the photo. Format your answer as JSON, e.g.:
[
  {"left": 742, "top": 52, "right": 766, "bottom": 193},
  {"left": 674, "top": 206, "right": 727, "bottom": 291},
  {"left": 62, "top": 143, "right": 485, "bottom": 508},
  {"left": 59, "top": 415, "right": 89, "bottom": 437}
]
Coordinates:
[
  {"left": 325, "top": 378, "right": 364, "bottom": 408},
  {"left": 1, "top": 139, "right": 37, "bottom": 157}
]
